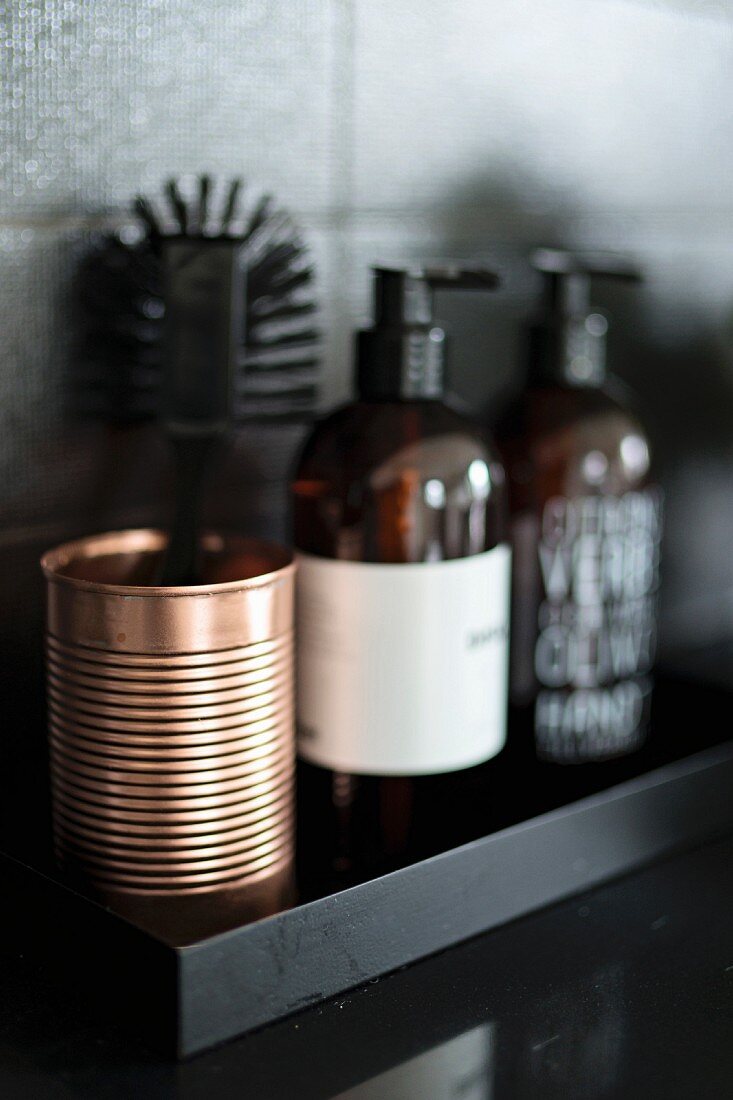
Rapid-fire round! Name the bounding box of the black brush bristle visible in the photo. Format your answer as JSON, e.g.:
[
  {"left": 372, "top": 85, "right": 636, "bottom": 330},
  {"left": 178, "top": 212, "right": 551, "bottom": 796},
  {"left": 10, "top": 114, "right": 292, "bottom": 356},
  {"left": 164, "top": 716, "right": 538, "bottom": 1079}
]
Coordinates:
[
  {"left": 197, "top": 174, "right": 211, "bottom": 234},
  {"left": 75, "top": 175, "right": 320, "bottom": 424}
]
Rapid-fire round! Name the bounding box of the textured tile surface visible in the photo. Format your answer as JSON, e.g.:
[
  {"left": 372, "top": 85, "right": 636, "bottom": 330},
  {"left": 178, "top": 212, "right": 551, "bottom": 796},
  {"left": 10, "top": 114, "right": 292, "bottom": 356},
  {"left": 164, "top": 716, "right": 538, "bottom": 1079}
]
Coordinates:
[{"left": 1, "top": 0, "right": 341, "bottom": 220}]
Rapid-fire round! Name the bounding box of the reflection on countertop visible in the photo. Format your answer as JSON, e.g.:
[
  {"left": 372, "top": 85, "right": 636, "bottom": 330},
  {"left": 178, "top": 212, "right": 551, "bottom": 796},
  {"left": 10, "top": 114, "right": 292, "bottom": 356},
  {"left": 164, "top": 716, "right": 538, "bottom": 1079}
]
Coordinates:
[{"left": 335, "top": 1023, "right": 494, "bottom": 1100}]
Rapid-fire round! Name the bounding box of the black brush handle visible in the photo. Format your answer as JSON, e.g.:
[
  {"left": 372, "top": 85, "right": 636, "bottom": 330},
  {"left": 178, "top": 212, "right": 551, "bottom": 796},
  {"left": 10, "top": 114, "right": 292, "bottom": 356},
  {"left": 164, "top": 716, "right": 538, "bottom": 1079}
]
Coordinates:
[
  {"left": 159, "top": 433, "right": 219, "bottom": 586},
  {"left": 157, "top": 239, "right": 245, "bottom": 586},
  {"left": 161, "top": 239, "right": 244, "bottom": 429}
]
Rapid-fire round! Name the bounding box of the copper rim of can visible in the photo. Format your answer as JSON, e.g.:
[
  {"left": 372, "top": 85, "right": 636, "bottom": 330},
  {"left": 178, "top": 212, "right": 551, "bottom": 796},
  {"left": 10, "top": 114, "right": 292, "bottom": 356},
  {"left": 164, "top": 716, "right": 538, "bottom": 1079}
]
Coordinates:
[
  {"left": 49, "top": 746, "right": 293, "bottom": 783},
  {"left": 47, "top": 630, "right": 291, "bottom": 662},
  {"left": 50, "top": 711, "right": 292, "bottom": 744},
  {"left": 50, "top": 731, "right": 292, "bottom": 772},
  {"left": 55, "top": 821, "right": 293, "bottom": 863},
  {"left": 52, "top": 827, "right": 295, "bottom": 865},
  {"left": 44, "top": 708, "right": 290, "bottom": 743},
  {"left": 46, "top": 664, "right": 292, "bottom": 705},
  {"left": 55, "top": 844, "right": 292, "bottom": 880},
  {"left": 50, "top": 761, "right": 294, "bottom": 803},
  {"left": 56, "top": 852, "right": 290, "bottom": 896},
  {"left": 53, "top": 847, "right": 293, "bottom": 882},
  {"left": 49, "top": 778, "right": 290, "bottom": 814},
  {"left": 55, "top": 831, "right": 292, "bottom": 875},
  {"left": 46, "top": 661, "right": 292, "bottom": 690},
  {"left": 46, "top": 665, "right": 291, "bottom": 695},
  {"left": 51, "top": 788, "right": 293, "bottom": 827},
  {"left": 49, "top": 752, "right": 293, "bottom": 794},
  {"left": 49, "top": 737, "right": 293, "bottom": 782},
  {"left": 51, "top": 778, "right": 292, "bottom": 822},
  {"left": 47, "top": 694, "right": 292, "bottom": 734},
  {"left": 53, "top": 823, "right": 295, "bottom": 862},
  {"left": 54, "top": 817, "right": 293, "bottom": 864},
  {"left": 43, "top": 646, "right": 290, "bottom": 690},
  {"left": 48, "top": 724, "right": 289, "bottom": 762},
  {"left": 55, "top": 854, "right": 294, "bottom": 889},
  {"left": 46, "top": 633, "right": 292, "bottom": 671},
  {"left": 46, "top": 660, "right": 292, "bottom": 695},
  {"left": 47, "top": 716, "right": 289, "bottom": 754},
  {"left": 51, "top": 783, "right": 292, "bottom": 828},
  {"left": 53, "top": 846, "right": 294, "bottom": 884},
  {"left": 47, "top": 701, "right": 293, "bottom": 737},
  {"left": 48, "top": 728, "right": 291, "bottom": 770},
  {"left": 53, "top": 802, "right": 294, "bottom": 849},
  {"left": 47, "top": 684, "right": 291, "bottom": 723},
  {"left": 47, "top": 684, "right": 291, "bottom": 724},
  {"left": 48, "top": 756, "right": 294, "bottom": 800},
  {"left": 45, "top": 667, "right": 291, "bottom": 704},
  {"left": 54, "top": 844, "right": 290, "bottom": 888},
  {"left": 50, "top": 741, "right": 293, "bottom": 778},
  {"left": 51, "top": 798, "right": 294, "bottom": 837},
  {"left": 50, "top": 764, "right": 294, "bottom": 809}
]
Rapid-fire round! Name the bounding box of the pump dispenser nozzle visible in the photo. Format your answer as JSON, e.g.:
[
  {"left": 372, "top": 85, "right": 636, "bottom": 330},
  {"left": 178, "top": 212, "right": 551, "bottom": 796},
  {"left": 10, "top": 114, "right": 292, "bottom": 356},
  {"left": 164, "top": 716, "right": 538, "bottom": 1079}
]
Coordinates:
[
  {"left": 530, "top": 249, "right": 641, "bottom": 387},
  {"left": 357, "top": 265, "right": 499, "bottom": 400}
]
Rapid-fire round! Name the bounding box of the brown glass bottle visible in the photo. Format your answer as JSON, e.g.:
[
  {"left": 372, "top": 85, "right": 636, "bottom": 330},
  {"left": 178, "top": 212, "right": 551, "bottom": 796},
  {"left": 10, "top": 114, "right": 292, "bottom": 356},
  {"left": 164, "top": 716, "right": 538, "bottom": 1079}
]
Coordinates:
[
  {"left": 293, "top": 267, "right": 510, "bottom": 892},
  {"left": 496, "top": 251, "right": 662, "bottom": 810}
]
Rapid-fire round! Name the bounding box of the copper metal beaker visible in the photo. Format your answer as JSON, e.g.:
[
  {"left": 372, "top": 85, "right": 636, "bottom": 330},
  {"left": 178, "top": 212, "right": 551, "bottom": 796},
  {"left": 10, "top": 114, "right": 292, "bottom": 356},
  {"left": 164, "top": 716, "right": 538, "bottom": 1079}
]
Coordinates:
[{"left": 41, "top": 529, "right": 295, "bottom": 944}]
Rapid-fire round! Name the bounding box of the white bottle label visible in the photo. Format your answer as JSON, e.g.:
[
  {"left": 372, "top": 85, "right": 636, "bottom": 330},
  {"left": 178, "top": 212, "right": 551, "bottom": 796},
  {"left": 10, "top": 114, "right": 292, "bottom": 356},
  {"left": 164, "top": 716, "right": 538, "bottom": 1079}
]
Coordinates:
[{"left": 296, "top": 546, "right": 511, "bottom": 776}]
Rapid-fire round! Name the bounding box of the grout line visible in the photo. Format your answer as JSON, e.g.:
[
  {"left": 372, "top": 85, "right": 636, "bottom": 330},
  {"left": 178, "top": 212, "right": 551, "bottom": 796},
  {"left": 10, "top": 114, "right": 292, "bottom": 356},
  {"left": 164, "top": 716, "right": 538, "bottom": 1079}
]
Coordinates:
[
  {"left": 326, "top": 0, "right": 357, "bottom": 220},
  {"left": 4, "top": 203, "right": 733, "bottom": 238},
  {"left": 609, "top": 0, "right": 733, "bottom": 28},
  {"left": 0, "top": 209, "right": 347, "bottom": 235},
  {"left": 316, "top": 0, "right": 358, "bottom": 407}
]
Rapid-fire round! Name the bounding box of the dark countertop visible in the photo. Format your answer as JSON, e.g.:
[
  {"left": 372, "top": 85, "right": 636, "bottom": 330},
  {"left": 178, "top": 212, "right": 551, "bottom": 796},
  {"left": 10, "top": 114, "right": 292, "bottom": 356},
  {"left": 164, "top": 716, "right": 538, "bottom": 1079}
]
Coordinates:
[{"left": 1, "top": 830, "right": 731, "bottom": 1099}]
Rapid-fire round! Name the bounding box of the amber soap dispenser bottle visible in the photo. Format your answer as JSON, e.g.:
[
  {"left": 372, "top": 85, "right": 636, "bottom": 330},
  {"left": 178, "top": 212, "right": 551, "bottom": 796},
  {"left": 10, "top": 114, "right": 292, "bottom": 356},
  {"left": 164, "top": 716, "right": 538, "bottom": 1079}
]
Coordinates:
[
  {"left": 292, "top": 266, "right": 511, "bottom": 886},
  {"left": 496, "top": 250, "right": 662, "bottom": 796}
]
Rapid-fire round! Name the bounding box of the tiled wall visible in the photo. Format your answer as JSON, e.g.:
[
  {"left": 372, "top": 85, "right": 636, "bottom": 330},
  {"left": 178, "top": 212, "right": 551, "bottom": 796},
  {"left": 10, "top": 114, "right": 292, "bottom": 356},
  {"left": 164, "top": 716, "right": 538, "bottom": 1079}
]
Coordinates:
[{"left": 2, "top": 0, "right": 733, "bottom": 801}]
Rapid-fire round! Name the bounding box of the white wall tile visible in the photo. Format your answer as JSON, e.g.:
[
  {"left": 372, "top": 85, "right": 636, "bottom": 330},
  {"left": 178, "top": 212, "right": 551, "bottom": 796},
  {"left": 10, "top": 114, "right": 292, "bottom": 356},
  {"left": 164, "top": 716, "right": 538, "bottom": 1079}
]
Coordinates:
[{"left": 353, "top": 0, "right": 733, "bottom": 216}]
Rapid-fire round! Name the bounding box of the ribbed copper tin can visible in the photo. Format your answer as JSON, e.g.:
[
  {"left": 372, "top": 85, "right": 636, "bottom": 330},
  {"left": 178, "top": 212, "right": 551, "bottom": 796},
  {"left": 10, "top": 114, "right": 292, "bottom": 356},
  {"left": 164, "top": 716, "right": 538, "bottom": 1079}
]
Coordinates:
[{"left": 41, "top": 529, "right": 295, "bottom": 945}]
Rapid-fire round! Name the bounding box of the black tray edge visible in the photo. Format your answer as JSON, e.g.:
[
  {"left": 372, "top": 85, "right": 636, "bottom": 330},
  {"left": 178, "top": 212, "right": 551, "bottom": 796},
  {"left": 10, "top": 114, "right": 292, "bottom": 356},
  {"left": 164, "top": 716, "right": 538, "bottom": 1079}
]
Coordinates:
[
  {"left": 3, "top": 742, "right": 732, "bottom": 1058},
  {"left": 178, "top": 741, "right": 733, "bottom": 1056}
]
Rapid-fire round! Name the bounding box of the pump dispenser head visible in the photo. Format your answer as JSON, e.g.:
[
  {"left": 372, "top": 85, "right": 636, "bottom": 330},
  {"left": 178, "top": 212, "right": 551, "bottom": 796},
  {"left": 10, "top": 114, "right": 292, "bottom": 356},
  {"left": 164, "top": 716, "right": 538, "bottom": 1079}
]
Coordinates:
[
  {"left": 530, "top": 248, "right": 641, "bottom": 387},
  {"left": 357, "top": 265, "right": 499, "bottom": 400}
]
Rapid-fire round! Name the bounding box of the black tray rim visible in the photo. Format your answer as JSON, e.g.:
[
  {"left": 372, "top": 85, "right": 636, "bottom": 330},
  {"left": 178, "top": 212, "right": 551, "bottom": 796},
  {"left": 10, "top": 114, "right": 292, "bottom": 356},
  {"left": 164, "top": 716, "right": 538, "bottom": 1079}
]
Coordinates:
[{"left": 3, "top": 740, "right": 733, "bottom": 1057}]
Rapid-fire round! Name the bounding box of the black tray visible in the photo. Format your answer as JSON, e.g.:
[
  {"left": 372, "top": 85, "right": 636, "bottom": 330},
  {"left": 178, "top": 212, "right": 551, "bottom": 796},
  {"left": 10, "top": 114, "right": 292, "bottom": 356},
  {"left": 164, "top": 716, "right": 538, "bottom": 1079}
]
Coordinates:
[{"left": 2, "top": 737, "right": 732, "bottom": 1059}]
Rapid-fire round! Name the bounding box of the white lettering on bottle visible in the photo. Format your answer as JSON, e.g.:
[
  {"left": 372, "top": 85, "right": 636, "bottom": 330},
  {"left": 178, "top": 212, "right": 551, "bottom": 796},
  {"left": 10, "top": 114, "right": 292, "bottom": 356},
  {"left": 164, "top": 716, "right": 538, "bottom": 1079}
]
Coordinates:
[{"left": 531, "top": 489, "right": 662, "bottom": 762}]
